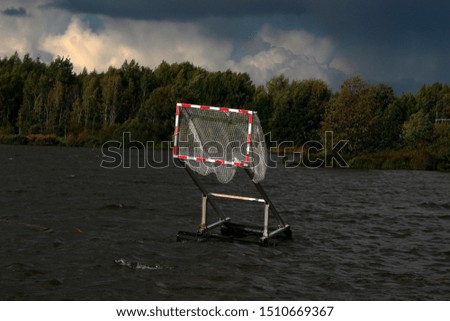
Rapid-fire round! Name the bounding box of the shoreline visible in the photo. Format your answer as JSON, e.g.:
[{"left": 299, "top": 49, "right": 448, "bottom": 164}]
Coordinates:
[{"left": 2, "top": 136, "right": 448, "bottom": 172}]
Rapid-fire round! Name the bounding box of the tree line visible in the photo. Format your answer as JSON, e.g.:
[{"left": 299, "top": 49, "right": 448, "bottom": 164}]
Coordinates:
[{"left": 0, "top": 53, "right": 449, "bottom": 170}]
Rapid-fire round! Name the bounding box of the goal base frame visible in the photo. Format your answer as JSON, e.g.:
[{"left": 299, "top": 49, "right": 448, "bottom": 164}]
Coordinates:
[{"left": 175, "top": 159, "right": 292, "bottom": 246}]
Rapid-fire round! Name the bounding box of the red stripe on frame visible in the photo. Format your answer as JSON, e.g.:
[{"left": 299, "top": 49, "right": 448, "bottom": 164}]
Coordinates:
[
  {"left": 200, "top": 105, "right": 210, "bottom": 110},
  {"left": 215, "top": 159, "right": 224, "bottom": 165},
  {"left": 176, "top": 105, "right": 180, "bottom": 115},
  {"left": 239, "top": 109, "right": 249, "bottom": 114},
  {"left": 178, "top": 155, "right": 188, "bottom": 160},
  {"left": 234, "top": 162, "right": 244, "bottom": 167},
  {"left": 245, "top": 155, "right": 250, "bottom": 163},
  {"left": 196, "top": 157, "right": 206, "bottom": 162},
  {"left": 181, "top": 103, "right": 191, "bottom": 108},
  {"left": 247, "top": 133, "right": 251, "bottom": 143},
  {"left": 219, "top": 107, "right": 229, "bottom": 112},
  {"left": 249, "top": 113, "right": 253, "bottom": 124},
  {"left": 173, "top": 146, "right": 177, "bottom": 155}
]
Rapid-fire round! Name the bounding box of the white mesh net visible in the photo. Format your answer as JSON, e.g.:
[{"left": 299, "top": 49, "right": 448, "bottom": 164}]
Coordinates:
[{"left": 175, "top": 104, "right": 267, "bottom": 184}]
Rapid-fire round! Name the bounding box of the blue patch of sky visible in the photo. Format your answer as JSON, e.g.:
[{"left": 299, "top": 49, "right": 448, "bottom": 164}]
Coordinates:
[{"left": 80, "top": 14, "right": 104, "bottom": 33}]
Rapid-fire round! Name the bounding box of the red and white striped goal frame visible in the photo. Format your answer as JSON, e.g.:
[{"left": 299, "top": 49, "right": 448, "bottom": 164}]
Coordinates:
[{"left": 173, "top": 102, "right": 255, "bottom": 167}]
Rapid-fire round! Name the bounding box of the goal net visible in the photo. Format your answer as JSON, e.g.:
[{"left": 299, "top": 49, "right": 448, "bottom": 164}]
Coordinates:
[{"left": 173, "top": 103, "right": 267, "bottom": 184}]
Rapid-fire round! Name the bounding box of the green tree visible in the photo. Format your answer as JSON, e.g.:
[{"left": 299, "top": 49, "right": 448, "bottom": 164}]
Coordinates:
[
  {"left": 252, "top": 85, "right": 273, "bottom": 131},
  {"left": 171, "top": 61, "right": 206, "bottom": 103},
  {"left": 80, "top": 72, "right": 102, "bottom": 132},
  {"left": 192, "top": 70, "right": 255, "bottom": 108},
  {"left": 403, "top": 109, "right": 433, "bottom": 146},
  {"left": 46, "top": 57, "right": 77, "bottom": 135},
  {"left": 154, "top": 60, "right": 172, "bottom": 87},
  {"left": 101, "top": 67, "right": 122, "bottom": 127},
  {"left": 120, "top": 59, "right": 143, "bottom": 121},
  {"left": 138, "top": 85, "right": 175, "bottom": 142},
  {"left": 269, "top": 77, "right": 331, "bottom": 144},
  {"left": 46, "top": 80, "right": 65, "bottom": 133},
  {"left": 396, "top": 92, "right": 417, "bottom": 120},
  {"left": 139, "top": 66, "right": 157, "bottom": 112},
  {"left": 322, "top": 77, "right": 397, "bottom": 154},
  {"left": 0, "top": 53, "right": 32, "bottom": 132},
  {"left": 416, "top": 83, "right": 444, "bottom": 115},
  {"left": 429, "top": 123, "right": 450, "bottom": 169}
]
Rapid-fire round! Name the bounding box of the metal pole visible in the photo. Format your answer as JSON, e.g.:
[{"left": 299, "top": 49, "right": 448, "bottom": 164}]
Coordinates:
[
  {"left": 209, "top": 192, "right": 265, "bottom": 203},
  {"left": 200, "top": 193, "right": 207, "bottom": 230},
  {"left": 244, "top": 169, "right": 286, "bottom": 227},
  {"left": 175, "top": 158, "right": 226, "bottom": 220},
  {"left": 263, "top": 203, "right": 269, "bottom": 239}
]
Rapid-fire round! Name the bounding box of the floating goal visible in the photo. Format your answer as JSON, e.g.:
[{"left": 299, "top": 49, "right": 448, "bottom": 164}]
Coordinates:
[{"left": 173, "top": 103, "right": 291, "bottom": 245}]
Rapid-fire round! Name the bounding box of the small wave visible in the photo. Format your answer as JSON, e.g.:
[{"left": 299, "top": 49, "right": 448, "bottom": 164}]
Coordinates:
[
  {"left": 6, "top": 189, "right": 27, "bottom": 194},
  {"left": 132, "top": 180, "right": 148, "bottom": 185},
  {"left": 418, "top": 201, "right": 450, "bottom": 209},
  {"left": 114, "top": 258, "right": 170, "bottom": 271},
  {"left": 98, "top": 204, "right": 137, "bottom": 210},
  {"left": 0, "top": 219, "right": 54, "bottom": 233}
]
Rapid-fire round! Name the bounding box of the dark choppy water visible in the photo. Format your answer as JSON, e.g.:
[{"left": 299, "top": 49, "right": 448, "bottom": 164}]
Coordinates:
[{"left": 1, "top": 144, "right": 449, "bottom": 300}]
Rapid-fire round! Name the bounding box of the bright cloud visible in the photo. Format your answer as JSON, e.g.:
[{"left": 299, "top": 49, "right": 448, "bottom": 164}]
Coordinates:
[
  {"left": 40, "top": 16, "right": 233, "bottom": 73},
  {"left": 0, "top": 1, "right": 347, "bottom": 89},
  {"left": 229, "top": 25, "right": 348, "bottom": 87},
  {"left": 38, "top": 15, "right": 346, "bottom": 88}
]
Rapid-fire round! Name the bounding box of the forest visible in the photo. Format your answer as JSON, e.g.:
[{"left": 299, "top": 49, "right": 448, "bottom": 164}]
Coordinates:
[{"left": 0, "top": 53, "right": 449, "bottom": 170}]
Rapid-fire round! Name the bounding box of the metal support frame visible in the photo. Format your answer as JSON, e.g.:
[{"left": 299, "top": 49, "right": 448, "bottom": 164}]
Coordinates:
[
  {"left": 200, "top": 193, "right": 207, "bottom": 230},
  {"left": 176, "top": 159, "right": 230, "bottom": 234},
  {"left": 263, "top": 203, "right": 269, "bottom": 239},
  {"left": 244, "top": 169, "right": 287, "bottom": 228},
  {"left": 176, "top": 158, "right": 291, "bottom": 244}
]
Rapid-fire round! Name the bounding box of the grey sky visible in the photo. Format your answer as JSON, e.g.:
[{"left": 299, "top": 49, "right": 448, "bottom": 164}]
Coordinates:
[{"left": 2, "top": 0, "right": 449, "bottom": 93}]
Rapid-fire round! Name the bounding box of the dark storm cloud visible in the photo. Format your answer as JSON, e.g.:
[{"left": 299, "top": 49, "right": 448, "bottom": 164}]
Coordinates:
[
  {"left": 40, "top": 0, "right": 450, "bottom": 91},
  {"left": 45, "top": 0, "right": 305, "bottom": 20},
  {"left": 296, "top": 0, "right": 450, "bottom": 90},
  {"left": 2, "top": 7, "right": 27, "bottom": 17},
  {"left": 305, "top": 1, "right": 450, "bottom": 45},
  {"left": 44, "top": 0, "right": 450, "bottom": 50}
]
